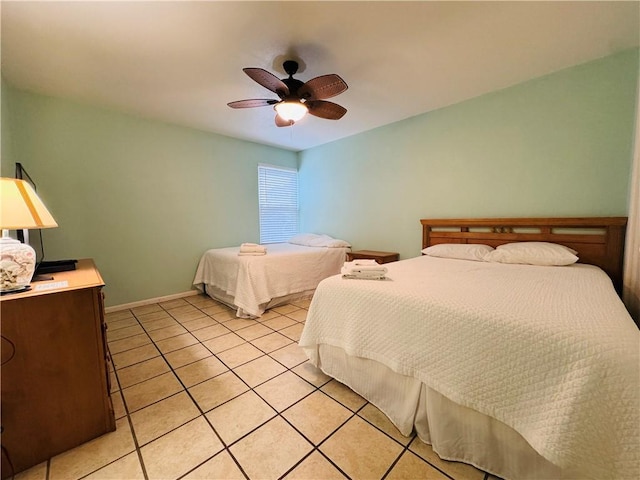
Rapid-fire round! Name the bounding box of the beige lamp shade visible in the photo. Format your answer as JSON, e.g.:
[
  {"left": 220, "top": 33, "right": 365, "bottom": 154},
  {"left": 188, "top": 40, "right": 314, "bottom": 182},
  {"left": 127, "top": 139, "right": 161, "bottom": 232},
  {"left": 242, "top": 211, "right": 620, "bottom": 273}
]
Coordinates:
[
  {"left": 0, "top": 178, "right": 58, "bottom": 230},
  {"left": 0, "top": 178, "right": 58, "bottom": 292}
]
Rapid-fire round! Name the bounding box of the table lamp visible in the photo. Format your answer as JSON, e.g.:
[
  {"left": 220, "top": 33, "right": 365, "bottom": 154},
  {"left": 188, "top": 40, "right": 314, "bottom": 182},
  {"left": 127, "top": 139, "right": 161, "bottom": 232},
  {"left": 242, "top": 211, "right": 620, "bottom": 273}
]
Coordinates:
[{"left": 0, "top": 177, "right": 58, "bottom": 293}]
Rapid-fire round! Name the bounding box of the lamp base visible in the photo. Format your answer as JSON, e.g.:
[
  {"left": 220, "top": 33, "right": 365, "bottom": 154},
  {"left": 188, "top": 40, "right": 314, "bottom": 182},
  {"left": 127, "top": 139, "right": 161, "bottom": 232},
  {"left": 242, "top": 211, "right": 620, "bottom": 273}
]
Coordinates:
[
  {"left": 0, "top": 237, "right": 36, "bottom": 292},
  {"left": 0, "top": 285, "right": 31, "bottom": 295}
]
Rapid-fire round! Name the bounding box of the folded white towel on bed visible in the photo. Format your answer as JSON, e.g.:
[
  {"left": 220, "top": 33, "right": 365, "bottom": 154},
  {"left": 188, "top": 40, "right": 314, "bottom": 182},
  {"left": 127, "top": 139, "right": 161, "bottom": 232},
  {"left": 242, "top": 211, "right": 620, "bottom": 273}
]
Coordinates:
[
  {"left": 341, "top": 261, "right": 387, "bottom": 274},
  {"left": 351, "top": 259, "right": 379, "bottom": 266},
  {"left": 239, "top": 243, "right": 267, "bottom": 255},
  {"left": 342, "top": 272, "right": 387, "bottom": 280},
  {"left": 341, "top": 261, "right": 388, "bottom": 279}
]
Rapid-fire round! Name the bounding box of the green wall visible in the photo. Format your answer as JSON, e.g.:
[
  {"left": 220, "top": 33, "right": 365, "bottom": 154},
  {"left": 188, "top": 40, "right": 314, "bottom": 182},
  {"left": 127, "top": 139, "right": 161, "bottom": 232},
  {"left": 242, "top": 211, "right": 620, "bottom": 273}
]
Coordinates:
[
  {"left": 2, "top": 49, "right": 638, "bottom": 307},
  {"left": 1, "top": 79, "right": 15, "bottom": 177},
  {"left": 1, "top": 82, "right": 297, "bottom": 306},
  {"left": 299, "top": 49, "right": 639, "bottom": 259}
]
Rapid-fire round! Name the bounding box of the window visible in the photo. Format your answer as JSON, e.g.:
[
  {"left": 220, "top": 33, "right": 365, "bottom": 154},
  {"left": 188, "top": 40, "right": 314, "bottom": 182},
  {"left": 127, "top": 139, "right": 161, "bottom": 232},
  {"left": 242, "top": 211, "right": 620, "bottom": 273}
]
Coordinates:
[{"left": 258, "top": 164, "right": 299, "bottom": 244}]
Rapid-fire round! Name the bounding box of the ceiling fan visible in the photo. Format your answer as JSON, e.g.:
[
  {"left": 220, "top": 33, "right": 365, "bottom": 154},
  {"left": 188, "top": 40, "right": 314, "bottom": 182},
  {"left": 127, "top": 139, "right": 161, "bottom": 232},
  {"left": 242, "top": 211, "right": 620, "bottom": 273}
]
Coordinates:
[{"left": 228, "top": 60, "right": 348, "bottom": 127}]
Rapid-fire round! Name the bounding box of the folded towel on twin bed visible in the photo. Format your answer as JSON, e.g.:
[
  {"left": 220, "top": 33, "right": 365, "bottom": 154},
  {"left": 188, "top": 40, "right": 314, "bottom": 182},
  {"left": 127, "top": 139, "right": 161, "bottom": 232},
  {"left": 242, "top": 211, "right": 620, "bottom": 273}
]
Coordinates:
[
  {"left": 342, "top": 273, "right": 387, "bottom": 280},
  {"left": 351, "top": 259, "right": 378, "bottom": 266},
  {"left": 341, "top": 261, "right": 388, "bottom": 280},
  {"left": 238, "top": 243, "right": 267, "bottom": 255}
]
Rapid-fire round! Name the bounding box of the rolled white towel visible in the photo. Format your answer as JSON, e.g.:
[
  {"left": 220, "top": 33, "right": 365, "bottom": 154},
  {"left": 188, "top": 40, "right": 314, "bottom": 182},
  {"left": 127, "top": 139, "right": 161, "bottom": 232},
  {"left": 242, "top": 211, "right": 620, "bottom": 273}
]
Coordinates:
[{"left": 239, "top": 243, "right": 267, "bottom": 254}]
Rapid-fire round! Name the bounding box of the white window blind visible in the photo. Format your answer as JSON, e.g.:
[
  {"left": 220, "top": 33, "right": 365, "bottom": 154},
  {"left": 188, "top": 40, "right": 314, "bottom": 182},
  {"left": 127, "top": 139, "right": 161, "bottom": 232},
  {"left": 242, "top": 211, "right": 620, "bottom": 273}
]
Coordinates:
[{"left": 258, "top": 164, "right": 299, "bottom": 244}]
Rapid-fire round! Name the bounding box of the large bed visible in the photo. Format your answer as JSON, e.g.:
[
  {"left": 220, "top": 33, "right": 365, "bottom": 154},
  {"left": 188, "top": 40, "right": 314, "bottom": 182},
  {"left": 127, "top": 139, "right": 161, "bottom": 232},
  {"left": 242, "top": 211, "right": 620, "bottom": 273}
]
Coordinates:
[
  {"left": 193, "top": 238, "right": 350, "bottom": 318},
  {"left": 299, "top": 217, "right": 638, "bottom": 480}
]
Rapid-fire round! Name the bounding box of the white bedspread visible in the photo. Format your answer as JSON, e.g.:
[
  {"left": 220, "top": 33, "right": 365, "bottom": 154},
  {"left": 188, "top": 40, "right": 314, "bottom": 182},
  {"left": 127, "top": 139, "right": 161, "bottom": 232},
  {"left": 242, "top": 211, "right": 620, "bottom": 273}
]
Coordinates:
[
  {"left": 193, "top": 243, "right": 348, "bottom": 317},
  {"left": 299, "top": 256, "right": 639, "bottom": 479}
]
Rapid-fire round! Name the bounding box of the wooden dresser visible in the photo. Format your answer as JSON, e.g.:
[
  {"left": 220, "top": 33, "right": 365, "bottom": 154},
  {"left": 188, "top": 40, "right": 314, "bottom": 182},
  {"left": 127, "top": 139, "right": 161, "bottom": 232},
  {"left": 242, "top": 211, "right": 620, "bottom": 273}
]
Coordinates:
[{"left": 0, "top": 259, "right": 115, "bottom": 478}]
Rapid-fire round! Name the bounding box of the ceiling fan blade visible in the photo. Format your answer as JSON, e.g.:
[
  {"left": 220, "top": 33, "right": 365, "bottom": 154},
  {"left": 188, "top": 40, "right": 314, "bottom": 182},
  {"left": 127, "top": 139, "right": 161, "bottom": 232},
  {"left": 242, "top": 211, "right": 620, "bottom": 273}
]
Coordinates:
[
  {"left": 306, "top": 100, "right": 347, "bottom": 120},
  {"left": 275, "top": 115, "right": 294, "bottom": 127},
  {"left": 297, "top": 74, "right": 348, "bottom": 100},
  {"left": 243, "top": 68, "right": 289, "bottom": 98},
  {"left": 228, "top": 99, "right": 279, "bottom": 109}
]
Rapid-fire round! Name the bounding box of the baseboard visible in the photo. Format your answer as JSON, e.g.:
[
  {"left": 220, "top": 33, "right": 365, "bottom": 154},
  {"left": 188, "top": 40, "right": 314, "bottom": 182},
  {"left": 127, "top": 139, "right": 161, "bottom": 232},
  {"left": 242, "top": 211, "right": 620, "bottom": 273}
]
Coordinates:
[{"left": 105, "top": 290, "right": 199, "bottom": 313}]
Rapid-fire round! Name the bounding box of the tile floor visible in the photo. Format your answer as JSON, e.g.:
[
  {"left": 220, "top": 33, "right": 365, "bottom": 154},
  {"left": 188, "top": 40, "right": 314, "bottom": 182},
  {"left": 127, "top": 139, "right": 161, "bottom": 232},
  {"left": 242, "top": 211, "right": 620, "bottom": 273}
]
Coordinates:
[{"left": 14, "top": 294, "right": 496, "bottom": 480}]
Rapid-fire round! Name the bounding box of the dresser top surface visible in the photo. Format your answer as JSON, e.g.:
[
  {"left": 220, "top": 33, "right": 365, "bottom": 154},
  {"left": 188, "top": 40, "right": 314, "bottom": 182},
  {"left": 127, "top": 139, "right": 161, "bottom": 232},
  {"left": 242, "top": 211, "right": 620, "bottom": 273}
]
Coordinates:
[{"left": 0, "top": 259, "right": 103, "bottom": 302}]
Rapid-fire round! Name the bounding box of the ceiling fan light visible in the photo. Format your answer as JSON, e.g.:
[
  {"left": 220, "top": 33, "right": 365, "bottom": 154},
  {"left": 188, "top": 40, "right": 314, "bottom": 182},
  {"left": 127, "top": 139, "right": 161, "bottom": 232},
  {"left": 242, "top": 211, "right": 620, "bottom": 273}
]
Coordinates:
[{"left": 275, "top": 101, "right": 308, "bottom": 122}]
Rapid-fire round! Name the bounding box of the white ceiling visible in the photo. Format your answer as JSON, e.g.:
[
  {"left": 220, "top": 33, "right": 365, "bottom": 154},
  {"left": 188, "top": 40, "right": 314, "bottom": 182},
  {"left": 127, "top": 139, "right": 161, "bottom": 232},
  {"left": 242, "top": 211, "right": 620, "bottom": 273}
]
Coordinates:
[{"left": 2, "top": 1, "right": 639, "bottom": 152}]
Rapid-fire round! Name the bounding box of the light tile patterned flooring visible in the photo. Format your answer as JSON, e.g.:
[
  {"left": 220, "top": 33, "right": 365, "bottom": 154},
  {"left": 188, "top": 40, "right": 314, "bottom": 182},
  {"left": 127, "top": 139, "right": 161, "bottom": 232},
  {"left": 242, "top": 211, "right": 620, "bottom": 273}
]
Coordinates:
[{"left": 15, "top": 294, "right": 496, "bottom": 480}]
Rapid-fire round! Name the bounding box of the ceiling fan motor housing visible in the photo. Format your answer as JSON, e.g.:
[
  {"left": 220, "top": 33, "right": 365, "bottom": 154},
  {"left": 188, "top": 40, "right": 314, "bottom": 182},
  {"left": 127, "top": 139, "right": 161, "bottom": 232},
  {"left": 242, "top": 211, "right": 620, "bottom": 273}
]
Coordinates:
[
  {"left": 282, "top": 78, "right": 305, "bottom": 100},
  {"left": 283, "top": 60, "right": 299, "bottom": 76},
  {"left": 280, "top": 61, "right": 305, "bottom": 100}
]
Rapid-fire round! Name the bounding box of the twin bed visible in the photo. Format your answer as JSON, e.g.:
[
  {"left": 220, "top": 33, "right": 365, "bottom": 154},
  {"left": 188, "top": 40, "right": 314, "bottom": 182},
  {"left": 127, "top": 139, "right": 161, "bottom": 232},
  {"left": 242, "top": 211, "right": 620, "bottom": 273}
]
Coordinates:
[
  {"left": 193, "top": 235, "right": 350, "bottom": 318},
  {"left": 299, "top": 217, "right": 638, "bottom": 480}
]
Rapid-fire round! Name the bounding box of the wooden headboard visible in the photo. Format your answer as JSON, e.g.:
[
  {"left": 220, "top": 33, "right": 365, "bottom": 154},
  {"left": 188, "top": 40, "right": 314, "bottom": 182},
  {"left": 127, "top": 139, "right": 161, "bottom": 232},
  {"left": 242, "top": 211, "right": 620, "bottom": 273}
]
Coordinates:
[{"left": 420, "top": 217, "right": 627, "bottom": 292}]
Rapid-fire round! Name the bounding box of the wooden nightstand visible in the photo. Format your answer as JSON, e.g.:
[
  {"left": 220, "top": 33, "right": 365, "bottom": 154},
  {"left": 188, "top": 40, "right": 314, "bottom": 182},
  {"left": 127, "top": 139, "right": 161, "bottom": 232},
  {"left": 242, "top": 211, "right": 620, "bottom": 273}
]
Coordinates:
[{"left": 347, "top": 250, "right": 400, "bottom": 264}]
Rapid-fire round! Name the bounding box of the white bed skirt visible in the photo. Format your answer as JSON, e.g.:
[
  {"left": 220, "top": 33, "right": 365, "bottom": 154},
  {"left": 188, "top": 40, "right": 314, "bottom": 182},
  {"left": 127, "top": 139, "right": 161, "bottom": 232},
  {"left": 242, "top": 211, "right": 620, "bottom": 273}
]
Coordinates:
[
  {"left": 199, "top": 283, "right": 315, "bottom": 318},
  {"left": 310, "top": 344, "right": 578, "bottom": 480}
]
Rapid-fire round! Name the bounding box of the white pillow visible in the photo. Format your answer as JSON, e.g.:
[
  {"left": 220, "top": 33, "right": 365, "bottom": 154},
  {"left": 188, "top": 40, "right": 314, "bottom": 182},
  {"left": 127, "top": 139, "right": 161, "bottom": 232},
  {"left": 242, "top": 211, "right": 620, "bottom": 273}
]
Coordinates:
[
  {"left": 421, "top": 243, "right": 494, "bottom": 262},
  {"left": 308, "top": 234, "right": 351, "bottom": 248},
  {"left": 288, "top": 233, "right": 321, "bottom": 246},
  {"left": 320, "top": 237, "right": 351, "bottom": 248},
  {"left": 484, "top": 242, "right": 578, "bottom": 266},
  {"left": 289, "top": 233, "right": 351, "bottom": 248}
]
